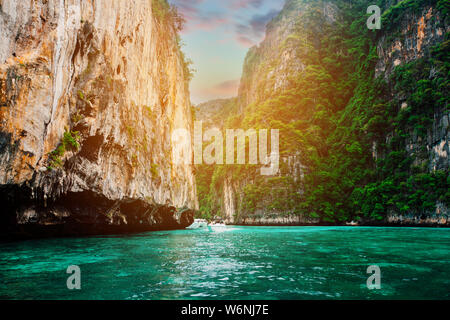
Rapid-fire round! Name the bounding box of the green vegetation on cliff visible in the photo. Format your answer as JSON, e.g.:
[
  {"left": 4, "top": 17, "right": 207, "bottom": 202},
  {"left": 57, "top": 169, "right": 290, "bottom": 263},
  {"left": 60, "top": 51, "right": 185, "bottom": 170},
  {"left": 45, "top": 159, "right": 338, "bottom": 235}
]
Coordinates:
[
  {"left": 196, "top": 0, "right": 449, "bottom": 223},
  {"left": 48, "top": 130, "right": 81, "bottom": 170}
]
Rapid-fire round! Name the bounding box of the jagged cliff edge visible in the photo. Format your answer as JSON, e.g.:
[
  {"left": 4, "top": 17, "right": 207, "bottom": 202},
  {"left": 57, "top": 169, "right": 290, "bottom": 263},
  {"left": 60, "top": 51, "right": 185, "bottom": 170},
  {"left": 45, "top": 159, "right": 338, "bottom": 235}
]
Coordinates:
[{"left": 0, "top": 0, "right": 198, "bottom": 238}]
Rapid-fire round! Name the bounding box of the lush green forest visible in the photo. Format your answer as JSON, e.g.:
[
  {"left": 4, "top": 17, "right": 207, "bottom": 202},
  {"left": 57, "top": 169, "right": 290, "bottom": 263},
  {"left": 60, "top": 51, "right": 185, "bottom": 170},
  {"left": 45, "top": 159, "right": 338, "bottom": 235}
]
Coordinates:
[{"left": 195, "top": 0, "right": 449, "bottom": 223}]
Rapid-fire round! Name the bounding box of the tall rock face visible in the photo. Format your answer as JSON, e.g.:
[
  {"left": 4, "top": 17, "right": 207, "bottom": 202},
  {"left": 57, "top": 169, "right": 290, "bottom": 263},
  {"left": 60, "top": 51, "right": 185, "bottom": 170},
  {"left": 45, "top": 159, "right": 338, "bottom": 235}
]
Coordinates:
[
  {"left": 215, "top": 0, "right": 448, "bottom": 226},
  {"left": 219, "top": 0, "right": 336, "bottom": 225},
  {"left": 375, "top": 3, "right": 449, "bottom": 171},
  {"left": 237, "top": 0, "right": 305, "bottom": 110},
  {"left": 237, "top": 0, "right": 338, "bottom": 110},
  {"left": 0, "top": 0, "right": 197, "bottom": 238},
  {"left": 373, "top": 1, "right": 449, "bottom": 225}
]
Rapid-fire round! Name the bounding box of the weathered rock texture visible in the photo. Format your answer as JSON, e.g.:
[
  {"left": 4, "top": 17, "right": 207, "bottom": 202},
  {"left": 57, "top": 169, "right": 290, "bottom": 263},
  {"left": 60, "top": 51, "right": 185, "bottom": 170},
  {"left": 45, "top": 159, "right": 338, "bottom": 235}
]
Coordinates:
[
  {"left": 375, "top": 4, "right": 449, "bottom": 171},
  {"left": 0, "top": 0, "right": 197, "bottom": 238},
  {"left": 217, "top": 0, "right": 448, "bottom": 226},
  {"left": 374, "top": 2, "right": 449, "bottom": 225},
  {"left": 219, "top": 0, "right": 332, "bottom": 225},
  {"left": 237, "top": 0, "right": 338, "bottom": 111}
]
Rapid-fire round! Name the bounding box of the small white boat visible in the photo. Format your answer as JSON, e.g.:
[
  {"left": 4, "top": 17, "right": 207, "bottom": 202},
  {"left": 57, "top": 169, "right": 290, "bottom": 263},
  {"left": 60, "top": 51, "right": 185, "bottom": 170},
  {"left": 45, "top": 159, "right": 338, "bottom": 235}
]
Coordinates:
[
  {"left": 186, "top": 219, "right": 208, "bottom": 230},
  {"left": 207, "top": 220, "right": 227, "bottom": 230},
  {"left": 207, "top": 221, "right": 227, "bottom": 232},
  {"left": 208, "top": 222, "right": 226, "bottom": 228}
]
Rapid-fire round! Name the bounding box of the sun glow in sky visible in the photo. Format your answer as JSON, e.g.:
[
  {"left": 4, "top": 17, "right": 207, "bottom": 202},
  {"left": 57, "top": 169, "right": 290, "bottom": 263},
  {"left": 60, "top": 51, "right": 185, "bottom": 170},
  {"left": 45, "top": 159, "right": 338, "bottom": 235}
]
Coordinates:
[{"left": 169, "top": 0, "right": 285, "bottom": 104}]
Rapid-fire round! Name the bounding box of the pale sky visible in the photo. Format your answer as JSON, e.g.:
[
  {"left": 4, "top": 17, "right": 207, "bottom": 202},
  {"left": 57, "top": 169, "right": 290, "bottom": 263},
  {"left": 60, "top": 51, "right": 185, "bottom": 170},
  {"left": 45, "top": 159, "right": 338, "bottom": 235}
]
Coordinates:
[{"left": 169, "top": 0, "right": 285, "bottom": 104}]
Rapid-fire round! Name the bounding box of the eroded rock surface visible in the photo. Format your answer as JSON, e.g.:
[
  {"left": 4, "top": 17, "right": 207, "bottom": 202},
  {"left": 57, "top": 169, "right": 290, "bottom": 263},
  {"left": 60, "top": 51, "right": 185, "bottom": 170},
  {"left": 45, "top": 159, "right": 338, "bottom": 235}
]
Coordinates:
[
  {"left": 0, "top": 0, "right": 197, "bottom": 238},
  {"left": 218, "top": 0, "right": 448, "bottom": 226}
]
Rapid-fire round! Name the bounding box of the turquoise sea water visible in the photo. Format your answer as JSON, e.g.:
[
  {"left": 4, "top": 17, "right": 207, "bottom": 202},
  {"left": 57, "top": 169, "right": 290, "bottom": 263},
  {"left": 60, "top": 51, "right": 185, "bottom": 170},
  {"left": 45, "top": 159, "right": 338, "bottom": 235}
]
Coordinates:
[{"left": 0, "top": 226, "right": 449, "bottom": 300}]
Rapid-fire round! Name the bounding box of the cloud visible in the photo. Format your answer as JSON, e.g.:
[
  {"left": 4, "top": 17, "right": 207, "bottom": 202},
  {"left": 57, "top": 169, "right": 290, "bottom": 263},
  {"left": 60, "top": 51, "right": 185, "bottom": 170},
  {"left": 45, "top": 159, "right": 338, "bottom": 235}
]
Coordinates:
[
  {"left": 229, "top": 0, "right": 265, "bottom": 10},
  {"left": 192, "top": 14, "right": 229, "bottom": 31},
  {"left": 167, "top": 0, "right": 285, "bottom": 101},
  {"left": 193, "top": 79, "right": 240, "bottom": 103},
  {"left": 249, "top": 9, "right": 279, "bottom": 36},
  {"left": 236, "top": 35, "right": 255, "bottom": 47},
  {"left": 171, "top": 0, "right": 229, "bottom": 33},
  {"left": 234, "top": 8, "right": 280, "bottom": 47},
  {"left": 170, "top": 0, "right": 203, "bottom": 20},
  {"left": 212, "top": 79, "right": 240, "bottom": 95},
  {"left": 170, "top": 0, "right": 281, "bottom": 41}
]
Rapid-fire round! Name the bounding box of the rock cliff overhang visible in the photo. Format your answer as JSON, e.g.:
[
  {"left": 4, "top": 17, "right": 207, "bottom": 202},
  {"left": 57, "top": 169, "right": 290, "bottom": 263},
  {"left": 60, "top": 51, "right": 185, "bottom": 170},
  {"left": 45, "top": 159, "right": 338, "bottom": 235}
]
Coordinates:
[{"left": 0, "top": 184, "right": 195, "bottom": 240}]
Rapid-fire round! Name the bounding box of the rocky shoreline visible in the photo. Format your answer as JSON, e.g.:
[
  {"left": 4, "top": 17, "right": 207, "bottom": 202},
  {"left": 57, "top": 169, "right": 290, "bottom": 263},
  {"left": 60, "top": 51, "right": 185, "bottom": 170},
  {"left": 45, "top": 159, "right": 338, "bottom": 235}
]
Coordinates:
[
  {"left": 231, "top": 222, "right": 450, "bottom": 228},
  {"left": 228, "top": 214, "right": 450, "bottom": 228},
  {"left": 0, "top": 186, "right": 194, "bottom": 241},
  {"left": 3, "top": 208, "right": 449, "bottom": 241}
]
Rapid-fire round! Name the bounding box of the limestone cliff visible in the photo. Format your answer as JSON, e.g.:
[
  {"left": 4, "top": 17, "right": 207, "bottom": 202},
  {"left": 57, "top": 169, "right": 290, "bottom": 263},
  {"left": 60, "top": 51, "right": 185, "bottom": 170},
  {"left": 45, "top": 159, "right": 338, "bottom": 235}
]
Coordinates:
[
  {"left": 219, "top": 0, "right": 334, "bottom": 225},
  {"left": 375, "top": 3, "right": 449, "bottom": 171},
  {"left": 237, "top": 0, "right": 337, "bottom": 110},
  {"left": 374, "top": 1, "right": 449, "bottom": 225},
  {"left": 0, "top": 0, "right": 197, "bottom": 238},
  {"left": 215, "top": 0, "right": 449, "bottom": 226}
]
